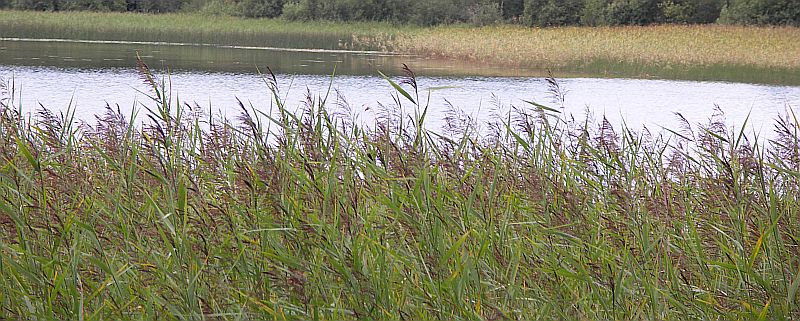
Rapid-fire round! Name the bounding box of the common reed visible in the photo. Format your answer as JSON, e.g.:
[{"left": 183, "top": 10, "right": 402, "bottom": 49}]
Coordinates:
[
  {"left": 3, "top": 10, "right": 799, "bottom": 71},
  {"left": 0, "top": 65, "right": 799, "bottom": 320},
  {"left": 392, "top": 24, "right": 800, "bottom": 70}
]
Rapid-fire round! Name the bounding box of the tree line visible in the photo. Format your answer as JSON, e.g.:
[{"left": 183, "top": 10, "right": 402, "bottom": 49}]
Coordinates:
[{"left": 1, "top": 0, "right": 798, "bottom": 26}]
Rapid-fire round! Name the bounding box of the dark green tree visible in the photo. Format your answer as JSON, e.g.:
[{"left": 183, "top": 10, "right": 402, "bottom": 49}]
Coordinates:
[
  {"left": 239, "top": 0, "right": 283, "bottom": 17},
  {"left": 466, "top": 0, "right": 502, "bottom": 25},
  {"left": 719, "top": 0, "right": 800, "bottom": 26},
  {"left": 523, "top": 0, "right": 584, "bottom": 26},
  {"left": 498, "top": 0, "right": 524, "bottom": 20},
  {"left": 373, "top": 0, "right": 414, "bottom": 22},
  {"left": 12, "top": 0, "right": 56, "bottom": 10},
  {"left": 58, "top": 0, "right": 126, "bottom": 11},
  {"left": 580, "top": 0, "right": 607, "bottom": 25},
  {"left": 124, "top": 0, "right": 188, "bottom": 12},
  {"left": 660, "top": 0, "right": 723, "bottom": 23},
  {"left": 602, "top": 0, "right": 662, "bottom": 25},
  {"left": 281, "top": 0, "right": 319, "bottom": 20},
  {"left": 410, "top": 0, "right": 465, "bottom": 25}
]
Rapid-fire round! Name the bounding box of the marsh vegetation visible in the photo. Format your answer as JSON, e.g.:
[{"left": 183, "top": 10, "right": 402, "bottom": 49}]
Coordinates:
[
  {"left": 0, "top": 63, "right": 799, "bottom": 319},
  {"left": 1, "top": 2, "right": 799, "bottom": 319},
  {"left": 2, "top": 10, "right": 799, "bottom": 83},
  {"left": 2, "top": 0, "right": 799, "bottom": 27}
]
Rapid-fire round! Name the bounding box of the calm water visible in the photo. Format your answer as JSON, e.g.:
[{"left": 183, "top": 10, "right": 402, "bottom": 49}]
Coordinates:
[
  {"left": 0, "top": 38, "right": 536, "bottom": 77},
  {"left": 1, "top": 38, "right": 799, "bottom": 136}
]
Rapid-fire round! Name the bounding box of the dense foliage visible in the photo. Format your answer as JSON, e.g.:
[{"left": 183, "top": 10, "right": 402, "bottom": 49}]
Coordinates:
[
  {"left": 1, "top": 0, "right": 798, "bottom": 25},
  {"left": 719, "top": 0, "right": 800, "bottom": 26},
  {"left": 5, "top": 0, "right": 189, "bottom": 12}
]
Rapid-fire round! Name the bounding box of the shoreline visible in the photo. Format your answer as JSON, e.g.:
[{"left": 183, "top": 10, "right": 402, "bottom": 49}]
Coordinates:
[{"left": 1, "top": 10, "right": 799, "bottom": 84}]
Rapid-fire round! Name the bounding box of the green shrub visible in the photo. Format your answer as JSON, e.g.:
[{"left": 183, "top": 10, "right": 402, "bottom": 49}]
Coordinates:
[
  {"left": 602, "top": 0, "right": 662, "bottom": 25},
  {"left": 196, "top": 0, "right": 239, "bottom": 15},
  {"left": 279, "top": 0, "right": 308, "bottom": 19},
  {"left": 498, "top": 0, "right": 524, "bottom": 20},
  {"left": 60, "top": 0, "right": 127, "bottom": 11},
  {"left": 580, "top": 0, "right": 606, "bottom": 25},
  {"left": 12, "top": 0, "right": 55, "bottom": 10},
  {"left": 719, "top": 0, "right": 800, "bottom": 26},
  {"left": 280, "top": 0, "right": 411, "bottom": 22},
  {"left": 9, "top": 0, "right": 187, "bottom": 12},
  {"left": 238, "top": 0, "right": 283, "bottom": 17},
  {"left": 129, "top": 0, "right": 190, "bottom": 12},
  {"left": 660, "top": 0, "right": 722, "bottom": 24},
  {"left": 467, "top": 1, "right": 502, "bottom": 26},
  {"left": 409, "top": 0, "right": 465, "bottom": 25},
  {"left": 523, "top": 0, "right": 584, "bottom": 26}
]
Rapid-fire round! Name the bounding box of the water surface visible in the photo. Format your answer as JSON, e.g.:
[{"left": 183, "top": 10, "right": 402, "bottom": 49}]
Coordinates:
[
  {"left": 0, "top": 38, "right": 538, "bottom": 77},
  {"left": 1, "top": 38, "right": 799, "bottom": 137},
  {"left": 3, "top": 65, "right": 798, "bottom": 137}
]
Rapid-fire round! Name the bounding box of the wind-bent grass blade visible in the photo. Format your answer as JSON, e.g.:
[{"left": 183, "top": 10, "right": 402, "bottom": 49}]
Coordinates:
[{"left": 0, "top": 67, "right": 798, "bottom": 320}]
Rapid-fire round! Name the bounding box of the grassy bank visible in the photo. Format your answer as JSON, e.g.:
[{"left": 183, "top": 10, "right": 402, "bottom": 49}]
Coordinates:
[
  {"left": 0, "top": 10, "right": 407, "bottom": 50},
  {"left": 2, "top": 10, "right": 800, "bottom": 73},
  {"left": 1, "top": 64, "right": 799, "bottom": 319}
]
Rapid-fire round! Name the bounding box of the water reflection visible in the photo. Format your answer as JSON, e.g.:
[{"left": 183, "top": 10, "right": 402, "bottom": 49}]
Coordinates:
[
  {"left": 0, "top": 38, "right": 537, "bottom": 77},
  {"left": 1, "top": 65, "right": 798, "bottom": 137},
  {"left": 3, "top": 38, "right": 800, "bottom": 84}
]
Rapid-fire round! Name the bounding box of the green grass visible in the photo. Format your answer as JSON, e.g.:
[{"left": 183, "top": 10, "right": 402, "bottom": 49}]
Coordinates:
[
  {"left": 391, "top": 24, "right": 800, "bottom": 70},
  {"left": 0, "top": 10, "right": 410, "bottom": 50},
  {"left": 3, "top": 10, "right": 799, "bottom": 69},
  {"left": 0, "top": 63, "right": 799, "bottom": 320},
  {"left": 3, "top": 10, "right": 800, "bottom": 83}
]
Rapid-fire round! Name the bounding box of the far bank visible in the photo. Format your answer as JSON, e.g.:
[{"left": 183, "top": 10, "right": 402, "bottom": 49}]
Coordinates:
[{"left": 1, "top": 10, "right": 799, "bottom": 84}]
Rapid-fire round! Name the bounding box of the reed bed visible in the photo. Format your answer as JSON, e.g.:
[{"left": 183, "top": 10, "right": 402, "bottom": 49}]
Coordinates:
[
  {"left": 3, "top": 10, "right": 800, "bottom": 71},
  {"left": 392, "top": 24, "right": 800, "bottom": 70},
  {"left": 0, "top": 64, "right": 799, "bottom": 320}
]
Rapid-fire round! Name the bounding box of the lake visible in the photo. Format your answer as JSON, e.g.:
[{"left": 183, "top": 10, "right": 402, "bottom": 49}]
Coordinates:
[{"left": 1, "top": 37, "right": 799, "bottom": 137}]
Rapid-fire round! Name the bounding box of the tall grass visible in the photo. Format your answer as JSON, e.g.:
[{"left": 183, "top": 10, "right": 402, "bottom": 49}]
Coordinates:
[
  {"left": 0, "top": 64, "right": 799, "bottom": 320},
  {"left": 3, "top": 10, "right": 800, "bottom": 70},
  {"left": 0, "top": 10, "right": 407, "bottom": 50},
  {"left": 391, "top": 24, "right": 800, "bottom": 70}
]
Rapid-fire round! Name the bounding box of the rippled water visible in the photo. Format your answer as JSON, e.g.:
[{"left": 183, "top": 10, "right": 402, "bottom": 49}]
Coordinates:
[
  {"left": 2, "top": 65, "right": 798, "bottom": 136},
  {"left": 1, "top": 38, "right": 799, "bottom": 137}
]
